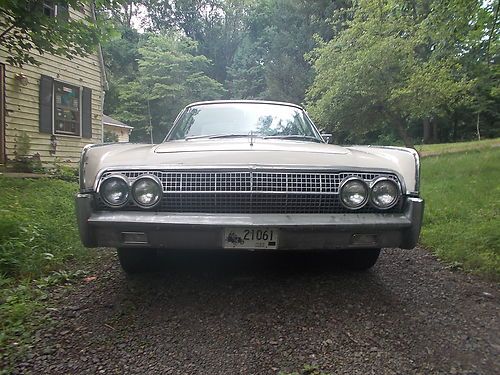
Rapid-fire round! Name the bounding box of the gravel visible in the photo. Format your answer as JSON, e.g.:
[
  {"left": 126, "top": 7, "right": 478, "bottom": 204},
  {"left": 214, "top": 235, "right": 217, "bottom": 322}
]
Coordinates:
[{"left": 12, "top": 247, "right": 500, "bottom": 374}]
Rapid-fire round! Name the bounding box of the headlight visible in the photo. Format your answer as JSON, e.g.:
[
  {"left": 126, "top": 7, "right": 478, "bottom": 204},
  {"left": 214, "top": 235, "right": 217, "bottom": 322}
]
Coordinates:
[
  {"left": 370, "top": 178, "right": 400, "bottom": 209},
  {"left": 131, "top": 175, "right": 162, "bottom": 208},
  {"left": 99, "top": 175, "right": 130, "bottom": 207},
  {"left": 339, "top": 177, "right": 369, "bottom": 209}
]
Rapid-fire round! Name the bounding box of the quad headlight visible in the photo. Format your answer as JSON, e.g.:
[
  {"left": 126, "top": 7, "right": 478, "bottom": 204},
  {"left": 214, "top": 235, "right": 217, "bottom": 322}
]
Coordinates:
[
  {"left": 131, "top": 175, "right": 162, "bottom": 208},
  {"left": 339, "top": 177, "right": 369, "bottom": 210},
  {"left": 99, "top": 174, "right": 130, "bottom": 207},
  {"left": 370, "top": 178, "right": 400, "bottom": 209}
]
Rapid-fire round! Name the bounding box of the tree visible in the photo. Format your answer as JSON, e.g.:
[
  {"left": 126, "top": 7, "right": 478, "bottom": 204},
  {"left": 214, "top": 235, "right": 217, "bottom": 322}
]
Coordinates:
[
  {"left": 112, "top": 33, "right": 226, "bottom": 142},
  {"left": 0, "top": 0, "right": 122, "bottom": 67},
  {"left": 227, "top": 0, "right": 344, "bottom": 103},
  {"left": 306, "top": 0, "right": 486, "bottom": 147}
]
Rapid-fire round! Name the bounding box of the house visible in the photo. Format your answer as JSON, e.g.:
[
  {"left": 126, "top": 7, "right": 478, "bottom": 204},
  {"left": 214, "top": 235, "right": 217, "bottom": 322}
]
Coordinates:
[
  {"left": 103, "top": 115, "right": 133, "bottom": 142},
  {"left": 0, "top": 3, "right": 106, "bottom": 166}
]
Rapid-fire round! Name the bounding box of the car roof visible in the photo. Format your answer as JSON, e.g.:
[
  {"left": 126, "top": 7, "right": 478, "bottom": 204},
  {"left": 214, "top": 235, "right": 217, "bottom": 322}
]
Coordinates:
[{"left": 185, "top": 100, "right": 305, "bottom": 111}]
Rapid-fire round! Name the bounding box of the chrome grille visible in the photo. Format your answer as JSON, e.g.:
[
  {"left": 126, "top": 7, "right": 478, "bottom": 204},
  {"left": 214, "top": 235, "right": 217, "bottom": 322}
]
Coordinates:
[
  {"left": 97, "top": 169, "right": 402, "bottom": 214},
  {"left": 101, "top": 170, "right": 398, "bottom": 194}
]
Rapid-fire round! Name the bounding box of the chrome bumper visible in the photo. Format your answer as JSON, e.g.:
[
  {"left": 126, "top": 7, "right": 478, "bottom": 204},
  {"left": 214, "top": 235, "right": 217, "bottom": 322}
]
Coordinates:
[{"left": 76, "top": 194, "right": 424, "bottom": 250}]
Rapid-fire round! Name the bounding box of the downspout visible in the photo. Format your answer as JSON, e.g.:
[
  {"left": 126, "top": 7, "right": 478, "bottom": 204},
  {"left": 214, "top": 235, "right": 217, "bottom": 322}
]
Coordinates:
[{"left": 91, "top": 1, "right": 109, "bottom": 143}]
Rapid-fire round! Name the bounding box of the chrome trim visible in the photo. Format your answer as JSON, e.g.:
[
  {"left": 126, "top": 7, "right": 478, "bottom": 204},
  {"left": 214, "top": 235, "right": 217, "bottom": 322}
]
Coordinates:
[
  {"left": 79, "top": 144, "right": 94, "bottom": 190},
  {"left": 339, "top": 177, "right": 369, "bottom": 210},
  {"left": 131, "top": 175, "right": 163, "bottom": 209},
  {"left": 184, "top": 99, "right": 304, "bottom": 110},
  {"left": 98, "top": 174, "right": 130, "bottom": 208},
  {"left": 369, "top": 177, "right": 402, "bottom": 210},
  {"left": 366, "top": 145, "right": 420, "bottom": 194}
]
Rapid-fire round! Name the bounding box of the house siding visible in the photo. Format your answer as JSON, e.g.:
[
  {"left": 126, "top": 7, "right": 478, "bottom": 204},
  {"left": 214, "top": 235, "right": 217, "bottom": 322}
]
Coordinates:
[
  {"left": 104, "top": 124, "right": 132, "bottom": 142},
  {"left": 0, "top": 5, "right": 104, "bottom": 165}
]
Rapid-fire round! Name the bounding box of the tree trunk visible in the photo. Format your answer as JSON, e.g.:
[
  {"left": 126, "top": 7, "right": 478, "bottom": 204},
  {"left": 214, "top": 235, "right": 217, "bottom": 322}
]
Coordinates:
[
  {"left": 476, "top": 112, "right": 481, "bottom": 141},
  {"left": 393, "top": 119, "right": 414, "bottom": 148},
  {"left": 431, "top": 119, "right": 438, "bottom": 143},
  {"left": 452, "top": 116, "right": 458, "bottom": 141},
  {"left": 423, "top": 118, "right": 431, "bottom": 144}
]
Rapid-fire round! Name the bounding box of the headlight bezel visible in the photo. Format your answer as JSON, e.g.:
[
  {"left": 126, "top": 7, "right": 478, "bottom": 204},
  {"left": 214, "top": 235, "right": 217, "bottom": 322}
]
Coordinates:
[
  {"left": 98, "top": 174, "right": 130, "bottom": 208},
  {"left": 369, "top": 177, "right": 401, "bottom": 210},
  {"left": 130, "top": 175, "right": 163, "bottom": 209},
  {"left": 339, "top": 177, "right": 370, "bottom": 210}
]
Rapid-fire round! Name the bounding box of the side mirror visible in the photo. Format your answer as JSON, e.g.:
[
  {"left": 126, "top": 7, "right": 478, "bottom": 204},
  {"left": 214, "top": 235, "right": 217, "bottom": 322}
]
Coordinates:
[{"left": 321, "top": 133, "right": 333, "bottom": 143}]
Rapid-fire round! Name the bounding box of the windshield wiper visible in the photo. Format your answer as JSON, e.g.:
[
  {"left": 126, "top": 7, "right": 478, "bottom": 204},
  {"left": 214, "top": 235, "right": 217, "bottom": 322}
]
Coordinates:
[
  {"left": 184, "top": 133, "right": 261, "bottom": 140},
  {"left": 263, "top": 135, "right": 322, "bottom": 143},
  {"left": 209, "top": 133, "right": 262, "bottom": 139}
]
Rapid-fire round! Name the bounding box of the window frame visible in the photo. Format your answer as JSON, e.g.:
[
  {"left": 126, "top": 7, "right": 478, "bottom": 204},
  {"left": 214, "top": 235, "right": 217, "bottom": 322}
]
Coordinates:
[
  {"left": 52, "top": 80, "right": 82, "bottom": 138},
  {"left": 42, "top": 1, "right": 69, "bottom": 19}
]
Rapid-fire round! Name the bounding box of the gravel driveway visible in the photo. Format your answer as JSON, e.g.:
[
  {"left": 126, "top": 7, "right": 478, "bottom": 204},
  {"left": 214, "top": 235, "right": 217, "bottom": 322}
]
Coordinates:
[{"left": 13, "top": 247, "right": 499, "bottom": 375}]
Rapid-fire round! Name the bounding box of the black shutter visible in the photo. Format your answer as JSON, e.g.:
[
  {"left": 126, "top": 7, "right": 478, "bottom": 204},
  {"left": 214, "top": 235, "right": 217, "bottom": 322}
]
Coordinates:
[
  {"left": 56, "top": 2, "right": 69, "bottom": 22},
  {"left": 39, "top": 75, "right": 53, "bottom": 134},
  {"left": 82, "top": 87, "right": 92, "bottom": 138}
]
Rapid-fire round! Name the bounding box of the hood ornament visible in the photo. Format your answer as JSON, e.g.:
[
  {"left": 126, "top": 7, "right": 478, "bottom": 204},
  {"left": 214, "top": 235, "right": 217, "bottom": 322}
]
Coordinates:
[{"left": 249, "top": 131, "right": 254, "bottom": 146}]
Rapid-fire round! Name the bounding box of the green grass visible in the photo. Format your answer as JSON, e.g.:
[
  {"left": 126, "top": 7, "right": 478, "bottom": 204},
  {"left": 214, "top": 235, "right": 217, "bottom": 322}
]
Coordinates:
[
  {"left": 420, "top": 148, "right": 500, "bottom": 279},
  {"left": 416, "top": 137, "right": 499, "bottom": 156},
  {"left": 0, "top": 177, "right": 89, "bottom": 369}
]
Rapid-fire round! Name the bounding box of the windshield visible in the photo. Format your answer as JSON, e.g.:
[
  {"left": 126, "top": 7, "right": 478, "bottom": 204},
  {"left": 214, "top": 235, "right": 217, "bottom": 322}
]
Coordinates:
[{"left": 166, "top": 102, "right": 322, "bottom": 141}]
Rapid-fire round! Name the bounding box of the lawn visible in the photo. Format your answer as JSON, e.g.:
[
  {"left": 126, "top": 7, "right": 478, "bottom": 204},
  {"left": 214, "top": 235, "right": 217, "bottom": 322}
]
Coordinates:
[
  {"left": 0, "top": 177, "right": 88, "bottom": 369},
  {"left": 420, "top": 147, "right": 500, "bottom": 279},
  {"left": 416, "top": 137, "right": 499, "bottom": 156}
]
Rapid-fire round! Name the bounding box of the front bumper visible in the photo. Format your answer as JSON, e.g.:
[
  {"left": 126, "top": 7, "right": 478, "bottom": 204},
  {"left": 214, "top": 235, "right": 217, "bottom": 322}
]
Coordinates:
[{"left": 76, "top": 194, "right": 424, "bottom": 250}]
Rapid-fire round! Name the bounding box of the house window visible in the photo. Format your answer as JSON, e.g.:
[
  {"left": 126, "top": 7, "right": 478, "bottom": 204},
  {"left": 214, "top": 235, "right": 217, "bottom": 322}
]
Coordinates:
[
  {"left": 40, "top": 75, "right": 92, "bottom": 138},
  {"left": 42, "top": 1, "right": 69, "bottom": 20},
  {"left": 42, "top": 1, "right": 56, "bottom": 17},
  {"left": 54, "top": 81, "right": 81, "bottom": 136}
]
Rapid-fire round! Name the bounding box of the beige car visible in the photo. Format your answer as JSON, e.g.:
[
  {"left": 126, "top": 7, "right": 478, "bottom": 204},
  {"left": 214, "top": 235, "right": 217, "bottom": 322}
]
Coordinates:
[{"left": 76, "top": 100, "right": 424, "bottom": 273}]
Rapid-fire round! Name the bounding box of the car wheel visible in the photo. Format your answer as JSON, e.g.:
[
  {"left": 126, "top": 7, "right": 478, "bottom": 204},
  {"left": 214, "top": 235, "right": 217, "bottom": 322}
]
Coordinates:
[
  {"left": 117, "top": 247, "right": 158, "bottom": 274},
  {"left": 338, "top": 248, "right": 381, "bottom": 271}
]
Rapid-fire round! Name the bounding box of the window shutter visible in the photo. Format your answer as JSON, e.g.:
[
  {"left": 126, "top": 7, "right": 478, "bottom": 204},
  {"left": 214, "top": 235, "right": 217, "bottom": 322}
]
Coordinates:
[
  {"left": 39, "top": 75, "right": 53, "bottom": 134},
  {"left": 56, "top": 2, "right": 69, "bottom": 22},
  {"left": 82, "top": 87, "right": 92, "bottom": 139}
]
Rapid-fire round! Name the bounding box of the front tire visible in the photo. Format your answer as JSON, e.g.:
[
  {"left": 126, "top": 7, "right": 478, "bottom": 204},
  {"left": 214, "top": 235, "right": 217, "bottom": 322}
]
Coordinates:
[
  {"left": 338, "top": 248, "right": 381, "bottom": 271},
  {"left": 117, "top": 248, "right": 158, "bottom": 274}
]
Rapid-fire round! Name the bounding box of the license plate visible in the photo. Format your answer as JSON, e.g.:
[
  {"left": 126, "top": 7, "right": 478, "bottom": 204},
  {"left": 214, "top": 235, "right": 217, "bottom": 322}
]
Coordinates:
[{"left": 223, "top": 228, "right": 278, "bottom": 249}]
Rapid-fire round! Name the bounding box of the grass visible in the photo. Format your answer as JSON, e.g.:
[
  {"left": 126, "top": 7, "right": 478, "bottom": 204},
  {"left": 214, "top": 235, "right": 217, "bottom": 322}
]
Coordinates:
[
  {"left": 416, "top": 137, "right": 499, "bottom": 156},
  {"left": 420, "top": 148, "right": 500, "bottom": 279},
  {"left": 0, "top": 177, "right": 89, "bottom": 369}
]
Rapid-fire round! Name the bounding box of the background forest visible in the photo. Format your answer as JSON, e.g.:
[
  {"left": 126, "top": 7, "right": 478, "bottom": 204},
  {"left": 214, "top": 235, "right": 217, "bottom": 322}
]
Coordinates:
[{"left": 102, "top": 0, "right": 499, "bottom": 146}]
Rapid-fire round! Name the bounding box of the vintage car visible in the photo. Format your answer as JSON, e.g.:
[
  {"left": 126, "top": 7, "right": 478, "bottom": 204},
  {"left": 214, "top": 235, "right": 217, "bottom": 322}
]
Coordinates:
[{"left": 76, "top": 100, "right": 424, "bottom": 273}]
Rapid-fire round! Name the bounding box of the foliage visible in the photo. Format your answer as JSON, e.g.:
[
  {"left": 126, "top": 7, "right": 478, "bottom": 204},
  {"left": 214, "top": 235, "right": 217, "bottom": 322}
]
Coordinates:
[
  {"left": 106, "top": 32, "right": 225, "bottom": 142},
  {"left": 420, "top": 148, "right": 500, "bottom": 279},
  {"left": 0, "top": 178, "right": 86, "bottom": 278},
  {"left": 305, "top": 0, "right": 492, "bottom": 146},
  {"left": 104, "top": 0, "right": 499, "bottom": 145},
  {"left": 227, "top": 0, "right": 343, "bottom": 103},
  {"left": 0, "top": 177, "right": 91, "bottom": 369},
  {"left": 11, "top": 132, "right": 43, "bottom": 173},
  {"left": 0, "top": 0, "right": 124, "bottom": 67},
  {"left": 50, "top": 162, "right": 79, "bottom": 182},
  {"left": 103, "top": 130, "right": 119, "bottom": 143}
]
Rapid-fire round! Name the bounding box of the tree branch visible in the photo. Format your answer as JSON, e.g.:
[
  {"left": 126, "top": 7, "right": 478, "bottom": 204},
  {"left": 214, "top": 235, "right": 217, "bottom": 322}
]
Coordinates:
[{"left": 0, "top": 24, "right": 15, "bottom": 44}]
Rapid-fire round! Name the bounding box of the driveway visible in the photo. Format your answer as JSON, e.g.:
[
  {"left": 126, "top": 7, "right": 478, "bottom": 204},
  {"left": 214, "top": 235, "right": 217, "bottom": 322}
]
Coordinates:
[{"left": 14, "top": 247, "right": 499, "bottom": 374}]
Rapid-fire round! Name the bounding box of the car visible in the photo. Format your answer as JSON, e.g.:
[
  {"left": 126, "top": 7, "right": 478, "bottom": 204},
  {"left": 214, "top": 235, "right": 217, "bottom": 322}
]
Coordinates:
[{"left": 76, "top": 100, "right": 424, "bottom": 273}]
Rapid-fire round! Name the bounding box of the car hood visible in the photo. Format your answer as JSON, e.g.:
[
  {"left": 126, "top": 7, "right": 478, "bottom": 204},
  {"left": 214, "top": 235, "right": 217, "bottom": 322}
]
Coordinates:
[{"left": 81, "top": 139, "right": 419, "bottom": 194}]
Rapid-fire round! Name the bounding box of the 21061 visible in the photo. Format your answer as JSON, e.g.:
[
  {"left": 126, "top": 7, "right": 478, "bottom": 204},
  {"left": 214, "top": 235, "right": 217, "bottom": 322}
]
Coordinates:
[{"left": 243, "top": 229, "right": 274, "bottom": 241}]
